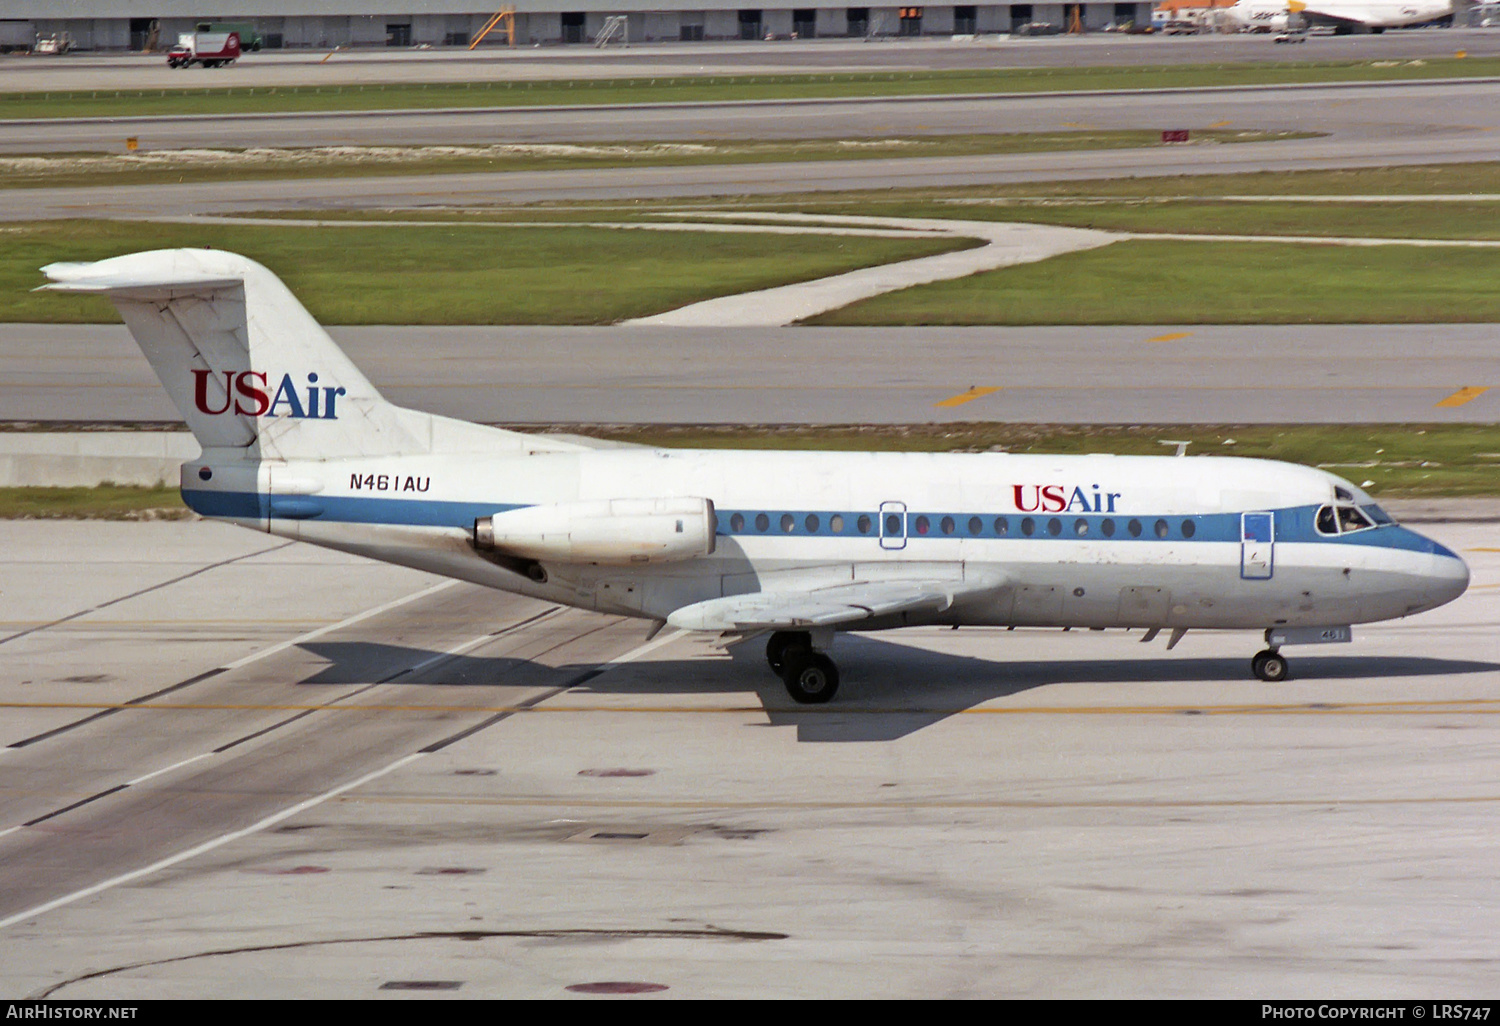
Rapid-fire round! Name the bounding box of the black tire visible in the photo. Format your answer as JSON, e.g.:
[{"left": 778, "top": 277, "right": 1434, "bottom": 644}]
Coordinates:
[
  {"left": 782, "top": 649, "right": 839, "bottom": 704},
  {"left": 1252, "top": 649, "right": 1289, "bottom": 683},
  {"left": 765, "top": 630, "right": 809, "bottom": 675}
]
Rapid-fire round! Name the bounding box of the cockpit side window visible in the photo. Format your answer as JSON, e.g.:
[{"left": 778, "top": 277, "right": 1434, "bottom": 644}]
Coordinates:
[{"left": 1316, "top": 505, "right": 1338, "bottom": 535}]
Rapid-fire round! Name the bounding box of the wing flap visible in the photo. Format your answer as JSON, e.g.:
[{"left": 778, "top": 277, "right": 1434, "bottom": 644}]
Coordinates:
[{"left": 667, "top": 574, "right": 1006, "bottom": 632}]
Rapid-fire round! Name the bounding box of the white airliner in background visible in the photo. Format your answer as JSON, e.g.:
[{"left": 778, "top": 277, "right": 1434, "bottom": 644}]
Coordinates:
[
  {"left": 1225, "top": 0, "right": 1455, "bottom": 32},
  {"left": 40, "top": 250, "right": 1469, "bottom": 703}
]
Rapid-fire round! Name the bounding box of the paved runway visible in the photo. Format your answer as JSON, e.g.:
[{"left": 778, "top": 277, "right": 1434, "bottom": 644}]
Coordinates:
[
  {"left": 6, "top": 322, "right": 1500, "bottom": 424},
  {"left": 3, "top": 78, "right": 1498, "bottom": 219},
  {"left": 6, "top": 75, "right": 1497, "bottom": 154},
  {"left": 1, "top": 518, "right": 1497, "bottom": 997}
]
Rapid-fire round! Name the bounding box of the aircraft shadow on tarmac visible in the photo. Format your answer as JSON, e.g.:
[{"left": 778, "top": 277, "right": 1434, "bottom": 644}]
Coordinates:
[{"left": 295, "top": 636, "right": 1500, "bottom": 743}]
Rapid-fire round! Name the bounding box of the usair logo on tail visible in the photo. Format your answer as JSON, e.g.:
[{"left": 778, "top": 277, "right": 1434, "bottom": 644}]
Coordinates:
[{"left": 192, "top": 369, "right": 346, "bottom": 419}]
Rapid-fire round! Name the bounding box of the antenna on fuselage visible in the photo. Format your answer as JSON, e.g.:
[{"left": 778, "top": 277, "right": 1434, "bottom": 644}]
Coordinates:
[{"left": 1158, "top": 440, "right": 1191, "bottom": 457}]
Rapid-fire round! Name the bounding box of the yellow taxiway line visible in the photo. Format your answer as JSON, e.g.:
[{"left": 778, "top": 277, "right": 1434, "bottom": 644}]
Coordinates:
[
  {"left": 1436, "top": 386, "right": 1490, "bottom": 408},
  {"left": 934, "top": 386, "right": 999, "bottom": 408}
]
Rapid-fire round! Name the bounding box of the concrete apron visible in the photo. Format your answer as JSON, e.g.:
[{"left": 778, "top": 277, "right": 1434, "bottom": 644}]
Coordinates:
[{"left": 0, "top": 432, "right": 198, "bottom": 488}]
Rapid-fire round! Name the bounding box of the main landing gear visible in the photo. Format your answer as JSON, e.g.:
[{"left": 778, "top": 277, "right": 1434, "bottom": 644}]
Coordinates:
[
  {"left": 766, "top": 630, "right": 839, "bottom": 704},
  {"left": 1251, "top": 648, "right": 1289, "bottom": 682}
]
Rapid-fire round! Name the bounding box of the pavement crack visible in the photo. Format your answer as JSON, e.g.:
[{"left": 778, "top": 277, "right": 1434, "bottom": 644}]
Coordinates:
[
  {"left": 0, "top": 541, "right": 296, "bottom": 648},
  {"left": 34, "top": 926, "right": 787, "bottom": 998}
]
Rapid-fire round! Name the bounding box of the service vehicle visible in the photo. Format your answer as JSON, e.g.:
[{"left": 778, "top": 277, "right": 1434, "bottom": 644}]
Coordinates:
[{"left": 167, "top": 30, "right": 240, "bottom": 69}]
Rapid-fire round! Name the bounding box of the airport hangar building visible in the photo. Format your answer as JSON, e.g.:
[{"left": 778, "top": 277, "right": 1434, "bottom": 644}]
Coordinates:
[{"left": 15, "top": 2, "right": 1156, "bottom": 49}]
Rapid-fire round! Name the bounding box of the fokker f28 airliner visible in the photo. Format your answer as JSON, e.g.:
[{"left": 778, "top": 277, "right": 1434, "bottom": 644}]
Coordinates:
[{"left": 41, "top": 250, "right": 1469, "bottom": 703}]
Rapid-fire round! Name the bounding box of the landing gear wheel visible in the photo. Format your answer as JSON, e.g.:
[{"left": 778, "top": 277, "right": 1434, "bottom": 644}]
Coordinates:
[
  {"left": 781, "top": 649, "right": 839, "bottom": 704},
  {"left": 765, "top": 630, "right": 809, "bottom": 675},
  {"left": 1251, "top": 649, "right": 1289, "bottom": 682}
]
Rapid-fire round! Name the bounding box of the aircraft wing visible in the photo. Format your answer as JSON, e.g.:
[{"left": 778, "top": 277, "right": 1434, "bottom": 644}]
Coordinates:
[{"left": 667, "top": 574, "right": 1007, "bottom": 632}]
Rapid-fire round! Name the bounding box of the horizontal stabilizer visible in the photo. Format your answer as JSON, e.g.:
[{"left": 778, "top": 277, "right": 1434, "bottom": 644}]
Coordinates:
[
  {"left": 37, "top": 266, "right": 242, "bottom": 300},
  {"left": 39, "top": 248, "right": 597, "bottom": 460}
]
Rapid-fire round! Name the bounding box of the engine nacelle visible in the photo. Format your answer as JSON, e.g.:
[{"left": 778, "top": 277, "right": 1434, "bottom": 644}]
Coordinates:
[{"left": 474, "top": 497, "right": 716, "bottom": 566}]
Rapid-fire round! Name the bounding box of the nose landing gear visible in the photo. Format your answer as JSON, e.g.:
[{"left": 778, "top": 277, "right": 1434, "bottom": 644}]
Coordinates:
[
  {"left": 766, "top": 630, "right": 840, "bottom": 704},
  {"left": 1251, "top": 648, "right": 1289, "bottom": 682}
]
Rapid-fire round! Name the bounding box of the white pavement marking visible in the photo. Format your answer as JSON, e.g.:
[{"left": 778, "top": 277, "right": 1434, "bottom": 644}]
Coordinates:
[
  {"left": 0, "top": 753, "right": 426, "bottom": 933},
  {"left": 621, "top": 214, "right": 1119, "bottom": 327},
  {"left": 0, "top": 624, "right": 685, "bottom": 933},
  {"left": 125, "top": 753, "right": 213, "bottom": 787},
  {"left": 167, "top": 215, "right": 953, "bottom": 240},
  {"left": 1129, "top": 232, "right": 1500, "bottom": 248},
  {"left": 220, "top": 578, "right": 456, "bottom": 671}
]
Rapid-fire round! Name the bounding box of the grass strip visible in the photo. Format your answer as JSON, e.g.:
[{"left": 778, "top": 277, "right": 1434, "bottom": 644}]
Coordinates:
[
  {"left": 245, "top": 162, "right": 1500, "bottom": 242},
  {"left": 558, "top": 162, "right": 1500, "bottom": 206},
  {"left": 805, "top": 239, "right": 1500, "bottom": 325},
  {"left": 777, "top": 198, "right": 1500, "bottom": 242},
  {"left": 0, "top": 219, "right": 976, "bottom": 325},
  {"left": 2, "top": 59, "right": 1495, "bottom": 120},
  {"left": 0, "top": 129, "right": 1308, "bottom": 190},
  {"left": 0, "top": 485, "right": 187, "bottom": 519}
]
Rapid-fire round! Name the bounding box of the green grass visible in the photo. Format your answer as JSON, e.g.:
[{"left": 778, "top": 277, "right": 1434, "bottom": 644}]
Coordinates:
[
  {"left": 805, "top": 239, "right": 1500, "bottom": 326},
  {"left": 0, "top": 485, "right": 187, "bottom": 519},
  {"left": 784, "top": 199, "right": 1500, "bottom": 242},
  {"left": 256, "top": 163, "right": 1500, "bottom": 221},
  {"left": 4, "top": 59, "right": 1495, "bottom": 119},
  {"left": 941, "top": 162, "right": 1500, "bottom": 200},
  {"left": 816, "top": 161, "right": 1500, "bottom": 201},
  {"left": 0, "top": 130, "right": 1311, "bottom": 190},
  {"left": 0, "top": 220, "right": 976, "bottom": 325},
  {"left": 574, "top": 162, "right": 1500, "bottom": 213}
]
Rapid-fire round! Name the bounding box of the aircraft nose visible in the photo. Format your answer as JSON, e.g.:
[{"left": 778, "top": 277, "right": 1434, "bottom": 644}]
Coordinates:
[{"left": 1425, "top": 547, "right": 1470, "bottom": 608}]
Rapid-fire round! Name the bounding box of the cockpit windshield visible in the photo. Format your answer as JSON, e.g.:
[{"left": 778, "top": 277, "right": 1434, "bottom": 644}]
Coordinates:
[{"left": 1316, "top": 503, "right": 1388, "bottom": 535}]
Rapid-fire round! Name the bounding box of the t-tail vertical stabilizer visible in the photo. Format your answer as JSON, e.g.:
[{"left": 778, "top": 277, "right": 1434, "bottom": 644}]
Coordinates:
[{"left": 39, "top": 249, "right": 582, "bottom": 464}]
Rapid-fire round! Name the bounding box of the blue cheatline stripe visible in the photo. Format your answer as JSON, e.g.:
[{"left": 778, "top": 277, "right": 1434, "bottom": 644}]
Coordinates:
[
  {"left": 1272, "top": 506, "right": 1454, "bottom": 555},
  {"left": 718, "top": 509, "right": 1234, "bottom": 543},
  {"left": 713, "top": 505, "right": 1450, "bottom": 554},
  {"left": 181, "top": 491, "right": 1449, "bottom": 557},
  {"left": 182, "top": 489, "right": 522, "bottom": 527}
]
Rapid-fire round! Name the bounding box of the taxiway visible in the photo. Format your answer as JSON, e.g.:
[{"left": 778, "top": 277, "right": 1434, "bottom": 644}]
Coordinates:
[{"left": 1, "top": 517, "right": 1498, "bottom": 997}]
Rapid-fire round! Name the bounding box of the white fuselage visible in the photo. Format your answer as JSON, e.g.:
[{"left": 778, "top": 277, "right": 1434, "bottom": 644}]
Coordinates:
[
  {"left": 1226, "top": 0, "right": 1454, "bottom": 29},
  {"left": 183, "top": 447, "right": 1469, "bottom": 634}
]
